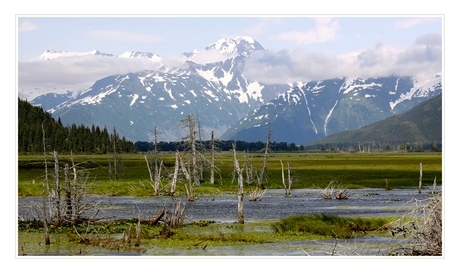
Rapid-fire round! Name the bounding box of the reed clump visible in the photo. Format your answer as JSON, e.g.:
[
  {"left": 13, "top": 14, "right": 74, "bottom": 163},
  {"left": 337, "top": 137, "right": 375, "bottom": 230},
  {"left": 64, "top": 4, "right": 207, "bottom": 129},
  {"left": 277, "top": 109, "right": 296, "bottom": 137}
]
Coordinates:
[{"left": 272, "top": 214, "right": 389, "bottom": 238}]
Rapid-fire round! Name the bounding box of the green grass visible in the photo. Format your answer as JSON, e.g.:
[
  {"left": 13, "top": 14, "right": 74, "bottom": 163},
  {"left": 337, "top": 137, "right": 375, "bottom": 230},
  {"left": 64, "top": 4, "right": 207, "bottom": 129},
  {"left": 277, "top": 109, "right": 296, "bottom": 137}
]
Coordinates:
[
  {"left": 271, "top": 214, "right": 397, "bottom": 238},
  {"left": 18, "top": 151, "right": 442, "bottom": 196}
]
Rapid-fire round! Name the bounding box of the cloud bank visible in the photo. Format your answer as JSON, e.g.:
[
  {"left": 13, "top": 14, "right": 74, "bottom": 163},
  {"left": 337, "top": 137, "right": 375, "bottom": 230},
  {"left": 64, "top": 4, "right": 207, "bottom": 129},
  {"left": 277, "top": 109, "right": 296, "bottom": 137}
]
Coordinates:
[
  {"left": 18, "top": 55, "right": 163, "bottom": 97},
  {"left": 244, "top": 33, "right": 442, "bottom": 84},
  {"left": 18, "top": 33, "right": 442, "bottom": 99}
]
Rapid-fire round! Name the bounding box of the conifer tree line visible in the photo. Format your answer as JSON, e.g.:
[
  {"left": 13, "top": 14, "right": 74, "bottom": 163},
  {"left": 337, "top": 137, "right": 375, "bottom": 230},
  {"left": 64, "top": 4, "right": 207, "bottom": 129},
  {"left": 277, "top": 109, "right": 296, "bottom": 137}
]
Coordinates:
[
  {"left": 18, "top": 98, "right": 134, "bottom": 154},
  {"left": 134, "top": 140, "right": 303, "bottom": 153}
]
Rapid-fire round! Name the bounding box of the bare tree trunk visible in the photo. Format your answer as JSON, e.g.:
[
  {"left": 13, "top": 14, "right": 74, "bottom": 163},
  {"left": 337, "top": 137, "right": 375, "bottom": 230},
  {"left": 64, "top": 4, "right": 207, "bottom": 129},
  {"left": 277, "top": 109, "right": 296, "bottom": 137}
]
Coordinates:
[
  {"left": 135, "top": 217, "right": 141, "bottom": 246},
  {"left": 154, "top": 125, "right": 158, "bottom": 184},
  {"left": 42, "top": 183, "right": 50, "bottom": 245},
  {"left": 41, "top": 122, "right": 53, "bottom": 227},
  {"left": 419, "top": 162, "right": 423, "bottom": 194},
  {"left": 233, "top": 144, "right": 244, "bottom": 224},
  {"left": 287, "top": 159, "right": 292, "bottom": 195},
  {"left": 178, "top": 153, "right": 194, "bottom": 201},
  {"left": 258, "top": 109, "right": 272, "bottom": 189},
  {"left": 107, "top": 153, "right": 112, "bottom": 181},
  {"left": 280, "top": 160, "right": 287, "bottom": 194},
  {"left": 170, "top": 150, "right": 179, "bottom": 197},
  {"left": 127, "top": 224, "right": 133, "bottom": 244},
  {"left": 70, "top": 152, "right": 77, "bottom": 224},
  {"left": 190, "top": 114, "right": 199, "bottom": 187},
  {"left": 64, "top": 163, "right": 72, "bottom": 220},
  {"left": 155, "top": 160, "right": 163, "bottom": 196},
  {"left": 144, "top": 154, "right": 153, "bottom": 182},
  {"left": 196, "top": 111, "right": 204, "bottom": 182},
  {"left": 210, "top": 131, "right": 215, "bottom": 184},
  {"left": 41, "top": 122, "right": 51, "bottom": 245},
  {"left": 53, "top": 151, "right": 60, "bottom": 224},
  {"left": 113, "top": 130, "right": 117, "bottom": 181}
]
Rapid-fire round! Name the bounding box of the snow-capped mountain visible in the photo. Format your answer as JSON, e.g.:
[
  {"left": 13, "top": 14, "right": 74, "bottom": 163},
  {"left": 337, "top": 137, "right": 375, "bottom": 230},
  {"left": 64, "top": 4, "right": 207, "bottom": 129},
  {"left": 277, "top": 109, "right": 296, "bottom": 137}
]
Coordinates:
[
  {"left": 182, "top": 36, "right": 264, "bottom": 60},
  {"left": 34, "top": 37, "right": 291, "bottom": 142},
  {"left": 221, "top": 75, "right": 442, "bottom": 145},
  {"left": 205, "top": 36, "right": 264, "bottom": 56},
  {"left": 29, "top": 36, "right": 442, "bottom": 144},
  {"left": 118, "top": 51, "right": 161, "bottom": 62},
  {"left": 36, "top": 49, "right": 115, "bottom": 60}
]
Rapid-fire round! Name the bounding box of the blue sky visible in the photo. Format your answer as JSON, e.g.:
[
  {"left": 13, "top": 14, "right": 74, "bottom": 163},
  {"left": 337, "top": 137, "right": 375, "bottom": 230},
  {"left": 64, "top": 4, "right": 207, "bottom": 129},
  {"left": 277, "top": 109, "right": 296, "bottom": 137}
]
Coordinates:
[{"left": 18, "top": 16, "right": 442, "bottom": 62}]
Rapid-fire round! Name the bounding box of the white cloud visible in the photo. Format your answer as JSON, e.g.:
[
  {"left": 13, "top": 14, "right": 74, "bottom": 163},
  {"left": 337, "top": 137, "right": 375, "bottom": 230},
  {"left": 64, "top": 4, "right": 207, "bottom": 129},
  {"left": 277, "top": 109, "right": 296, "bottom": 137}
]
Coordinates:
[
  {"left": 394, "top": 17, "right": 440, "bottom": 29},
  {"left": 244, "top": 34, "right": 442, "bottom": 84},
  {"left": 18, "top": 20, "right": 39, "bottom": 32},
  {"left": 18, "top": 55, "right": 162, "bottom": 97},
  {"left": 83, "top": 30, "right": 167, "bottom": 43},
  {"left": 240, "top": 17, "right": 284, "bottom": 38},
  {"left": 269, "top": 17, "right": 340, "bottom": 45}
]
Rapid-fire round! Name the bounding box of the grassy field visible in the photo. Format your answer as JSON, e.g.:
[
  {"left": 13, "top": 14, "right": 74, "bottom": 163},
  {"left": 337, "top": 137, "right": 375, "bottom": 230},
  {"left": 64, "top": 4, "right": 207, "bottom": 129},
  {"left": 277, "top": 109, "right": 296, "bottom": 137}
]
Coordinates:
[{"left": 17, "top": 151, "right": 442, "bottom": 197}]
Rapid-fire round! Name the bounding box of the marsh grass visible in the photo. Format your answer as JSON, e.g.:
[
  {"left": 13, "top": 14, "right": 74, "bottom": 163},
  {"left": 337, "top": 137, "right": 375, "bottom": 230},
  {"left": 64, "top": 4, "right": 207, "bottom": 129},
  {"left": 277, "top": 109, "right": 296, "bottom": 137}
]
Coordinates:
[
  {"left": 18, "top": 152, "right": 442, "bottom": 197},
  {"left": 271, "top": 214, "right": 393, "bottom": 239}
]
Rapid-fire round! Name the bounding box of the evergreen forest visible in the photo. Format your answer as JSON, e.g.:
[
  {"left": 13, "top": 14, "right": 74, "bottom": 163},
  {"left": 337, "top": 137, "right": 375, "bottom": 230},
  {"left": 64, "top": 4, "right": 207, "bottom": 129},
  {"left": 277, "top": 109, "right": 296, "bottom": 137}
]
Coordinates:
[{"left": 18, "top": 98, "right": 135, "bottom": 154}]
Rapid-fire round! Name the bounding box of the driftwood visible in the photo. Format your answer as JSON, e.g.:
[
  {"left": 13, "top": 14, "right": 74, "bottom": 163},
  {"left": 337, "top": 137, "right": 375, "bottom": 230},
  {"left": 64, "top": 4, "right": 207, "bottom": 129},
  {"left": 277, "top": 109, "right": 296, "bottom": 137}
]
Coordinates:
[
  {"left": 317, "top": 180, "right": 351, "bottom": 200},
  {"left": 249, "top": 188, "right": 267, "bottom": 201}
]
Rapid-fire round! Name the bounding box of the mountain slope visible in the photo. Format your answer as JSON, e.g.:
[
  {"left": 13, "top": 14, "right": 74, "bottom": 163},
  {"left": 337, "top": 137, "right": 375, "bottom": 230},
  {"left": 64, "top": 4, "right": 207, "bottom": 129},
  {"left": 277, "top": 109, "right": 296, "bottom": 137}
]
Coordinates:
[
  {"left": 221, "top": 76, "right": 442, "bottom": 144},
  {"left": 303, "top": 93, "right": 442, "bottom": 147},
  {"left": 49, "top": 62, "right": 289, "bottom": 142}
]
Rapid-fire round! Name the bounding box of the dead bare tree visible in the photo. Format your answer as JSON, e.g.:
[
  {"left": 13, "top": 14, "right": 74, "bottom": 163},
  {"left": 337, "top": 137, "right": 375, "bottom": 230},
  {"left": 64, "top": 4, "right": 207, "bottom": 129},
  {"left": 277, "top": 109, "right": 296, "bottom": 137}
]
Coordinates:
[
  {"left": 287, "top": 159, "right": 294, "bottom": 195},
  {"left": 38, "top": 123, "right": 103, "bottom": 230},
  {"left": 41, "top": 121, "right": 50, "bottom": 245},
  {"left": 195, "top": 110, "right": 205, "bottom": 182},
  {"left": 388, "top": 193, "right": 442, "bottom": 255},
  {"left": 419, "top": 162, "right": 423, "bottom": 194},
  {"left": 280, "top": 160, "right": 287, "bottom": 194},
  {"left": 178, "top": 152, "right": 194, "bottom": 201},
  {"left": 210, "top": 131, "right": 215, "bottom": 184},
  {"left": 169, "top": 150, "right": 180, "bottom": 197},
  {"left": 108, "top": 127, "right": 124, "bottom": 181},
  {"left": 232, "top": 143, "right": 244, "bottom": 224},
  {"left": 179, "top": 114, "right": 199, "bottom": 186},
  {"left": 258, "top": 108, "right": 273, "bottom": 189}
]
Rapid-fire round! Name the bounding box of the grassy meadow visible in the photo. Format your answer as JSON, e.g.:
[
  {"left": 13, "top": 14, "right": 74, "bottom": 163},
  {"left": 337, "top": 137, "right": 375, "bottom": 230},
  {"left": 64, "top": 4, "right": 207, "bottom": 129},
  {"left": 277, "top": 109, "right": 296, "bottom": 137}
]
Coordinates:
[{"left": 17, "top": 151, "right": 442, "bottom": 197}]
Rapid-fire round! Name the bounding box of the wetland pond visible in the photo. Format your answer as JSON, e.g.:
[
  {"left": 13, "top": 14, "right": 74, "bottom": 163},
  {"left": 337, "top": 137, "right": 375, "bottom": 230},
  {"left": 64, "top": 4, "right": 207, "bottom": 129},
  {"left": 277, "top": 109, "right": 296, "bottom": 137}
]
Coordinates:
[{"left": 18, "top": 188, "right": 437, "bottom": 257}]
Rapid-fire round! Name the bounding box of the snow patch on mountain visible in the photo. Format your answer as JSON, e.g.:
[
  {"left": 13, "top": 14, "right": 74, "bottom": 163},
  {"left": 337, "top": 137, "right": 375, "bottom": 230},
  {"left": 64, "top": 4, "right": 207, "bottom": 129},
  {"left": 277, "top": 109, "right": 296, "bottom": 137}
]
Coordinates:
[{"left": 324, "top": 100, "right": 338, "bottom": 136}]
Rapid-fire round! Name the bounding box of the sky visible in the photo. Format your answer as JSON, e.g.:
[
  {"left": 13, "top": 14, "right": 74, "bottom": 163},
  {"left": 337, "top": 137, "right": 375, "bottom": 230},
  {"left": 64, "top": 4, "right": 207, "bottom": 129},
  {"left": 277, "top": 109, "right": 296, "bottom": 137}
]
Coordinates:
[
  {"left": 17, "top": 16, "right": 442, "bottom": 62},
  {"left": 17, "top": 16, "right": 443, "bottom": 99}
]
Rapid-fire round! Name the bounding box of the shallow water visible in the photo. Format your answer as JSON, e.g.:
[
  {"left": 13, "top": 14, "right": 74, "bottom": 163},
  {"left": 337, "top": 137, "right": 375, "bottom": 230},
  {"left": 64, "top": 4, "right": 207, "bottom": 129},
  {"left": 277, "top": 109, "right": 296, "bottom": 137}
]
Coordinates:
[{"left": 17, "top": 188, "right": 436, "bottom": 256}]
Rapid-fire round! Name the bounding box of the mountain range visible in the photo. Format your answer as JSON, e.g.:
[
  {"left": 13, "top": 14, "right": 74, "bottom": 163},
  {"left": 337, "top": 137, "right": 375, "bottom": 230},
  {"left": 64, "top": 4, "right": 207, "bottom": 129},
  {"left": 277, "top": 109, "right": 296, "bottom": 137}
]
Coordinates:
[
  {"left": 221, "top": 75, "right": 442, "bottom": 144},
  {"left": 303, "top": 92, "right": 442, "bottom": 148},
  {"left": 29, "top": 37, "right": 442, "bottom": 144}
]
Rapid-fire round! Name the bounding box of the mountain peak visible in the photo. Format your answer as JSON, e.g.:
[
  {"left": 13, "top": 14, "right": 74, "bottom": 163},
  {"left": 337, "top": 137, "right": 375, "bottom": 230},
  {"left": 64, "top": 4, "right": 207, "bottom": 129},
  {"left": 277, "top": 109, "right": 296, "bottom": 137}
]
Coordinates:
[
  {"left": 36, "top": 49, "right": 113, "bottom": 60},
  {"left": 118, "top": 51, "right": 160, "bottom": 60},
  {"left": 205, "top": 36, "right": 264, "bottom": 56}
]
